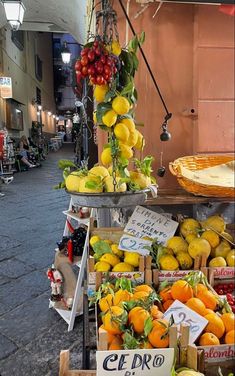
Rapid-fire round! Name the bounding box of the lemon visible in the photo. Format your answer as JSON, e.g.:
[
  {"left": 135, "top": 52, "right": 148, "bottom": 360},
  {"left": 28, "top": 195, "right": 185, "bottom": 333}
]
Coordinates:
[
  {"left": 185, "top": 233, "right": 198, "bottom": 244},
  {"left": 221, "top": 232, "right": 234, "bottom": 243},
  {"left": 167, "top": 236, "right": 188, "bottom": 255},
  {"left": 180, "top": 218, "right": 201, "bottom": 238},
  {"left": 135, "top": 130, "right": 145, "bottom": 150},
  {"left": 111, "top": 40, "right": 122, "bottom": 56},
  {"left": 214, "top": 240, "right": 231, "bottom": 258},
  {"left": 201, "top": 230, "right": 220, "bottom": 248},
  {"left": 209, "top": 257, "right": 227, "bottom": 268},
  {"left": 159, "top": 254, "right": 179, "bottom": 271},
  {"left": 201, "top": 215, "right": 226, "bottom": 234},
  {"left": 94, "top": 84, "right": 109, "bottom": 102},
  {"left": 188, "top": 238, "right": 211, "bottom": 259},
  {"left": 100, "top": 253, "right": 120, "bottom": 267},
  {"left": 176, "top": 252, "right": 193, "bottom": 270},
  {"left": 90, "top": 235, "right": 101, "bottom": 247},
  {"left": 124, "top": 252, "right": 140, "bottom": 267},
  {"left": 126, "top": 130, "right": 138, "bottom": 147},
  {"left": 111, "top": 244, "right": 124, "bottom": 258},
  {"left": 102, "top": 109, "right": 117, "bottom": 127},
  {"left": 65, "top": 174, "right": 82, "bottom": 192},
  {"left": 95, "top": 261, "right": 111, "bottom": 272},
  {"left": 129, "top": 171, "right": 151, "bottom": 189},
  {"left": 104, "top": 239, "right": 113, "bottom": 245},
  {"left": 119, "top": 144, "right": 133, "bottom": 159},
  {"left": 104, "top": 176, "right": 127, "bottom": 193},
  {"left": 112, "top": 262, "right": 134, "bottom": 272},
  {"left": 121, "top": 117, "right": 135, "bottom": 132},
  {"left": 114, "top": 123, "right": 130, "bottom": 142},
  {"left": 89, "top": 165, "right": 109, "bottom": 179},
  {"left": 112, "top": 96, "right": 130, "bottom": 115},
  {"left": 101, "top": 148, "right": 112, "bottom": 166},
  {"left": 79, "top": 176, "right": 103, "bottom": 193},
  {"left": 93, "top": 111, "right": 97, "bottom": 124},
  {"left": 226, "top": 250, "right": 235, "bottom": 267}
]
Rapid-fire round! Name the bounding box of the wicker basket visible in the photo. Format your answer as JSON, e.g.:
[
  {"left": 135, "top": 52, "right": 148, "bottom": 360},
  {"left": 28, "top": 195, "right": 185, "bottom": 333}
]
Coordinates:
[{"left": 169, "top": 154, "right": 235, "bottom": 197}]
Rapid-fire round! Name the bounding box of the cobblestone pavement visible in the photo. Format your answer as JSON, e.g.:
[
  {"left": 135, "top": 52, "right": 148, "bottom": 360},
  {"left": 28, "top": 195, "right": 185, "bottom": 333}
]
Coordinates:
[{"left": 0, "top": 144, "right": 88, "bottom": 376}]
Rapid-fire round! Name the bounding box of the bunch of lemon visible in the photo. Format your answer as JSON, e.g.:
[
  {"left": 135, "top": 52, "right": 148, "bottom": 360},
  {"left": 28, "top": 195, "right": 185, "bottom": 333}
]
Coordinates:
[
  {"left": 158, "top": 215, "right": 235, "bottom": 271},
  {"left": 90, "top": 235, "right": 141, "bottom": 272}
]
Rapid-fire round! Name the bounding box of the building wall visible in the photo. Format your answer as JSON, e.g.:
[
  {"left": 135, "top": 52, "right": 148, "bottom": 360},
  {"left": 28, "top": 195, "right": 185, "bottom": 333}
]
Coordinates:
[
  {"left": 0, "top": 29, "right": 56, "bottom": 137},
  {"left": 98, "top": 3, "right": 234, "bottom": 189}
]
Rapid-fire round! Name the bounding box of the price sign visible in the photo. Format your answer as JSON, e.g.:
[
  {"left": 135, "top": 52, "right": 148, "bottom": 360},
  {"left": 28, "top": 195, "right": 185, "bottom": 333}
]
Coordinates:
[
  {"left": 124, "top": 206, "right": 178, "bottom": 244},
  {"left": 118, "top": 235, "right": 152, "bottom": 255},
  {"left": 96, "top": 348, "right": 174, "bottom": 376},
  {"left": 163, "top": 300, "right": 208, "bottom": 344},
  {"left": 0, "top": 77, "right": 12, "bottom": 98}
]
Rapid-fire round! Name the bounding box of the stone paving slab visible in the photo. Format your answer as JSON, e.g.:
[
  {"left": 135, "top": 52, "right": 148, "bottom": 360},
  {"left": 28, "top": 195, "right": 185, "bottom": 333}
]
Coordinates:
[
  {"left": 15, "top": 246, "right": 56, "bottom": 270},
  {"left": 0, "top": 258, "right": 34, "bottom": 279},
  {"left": 0, "top": 333, "right": 18, "bottom": 360}
]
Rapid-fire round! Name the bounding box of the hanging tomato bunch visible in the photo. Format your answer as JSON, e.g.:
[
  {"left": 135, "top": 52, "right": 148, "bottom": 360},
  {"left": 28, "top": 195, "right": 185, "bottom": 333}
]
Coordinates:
[{"left": 75, "top": 39, "right": 120, "bottom": 86}]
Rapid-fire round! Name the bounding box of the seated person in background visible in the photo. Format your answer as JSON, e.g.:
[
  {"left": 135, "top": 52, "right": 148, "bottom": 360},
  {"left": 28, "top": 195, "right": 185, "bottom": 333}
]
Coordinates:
[
  {"left": 28, "top": 137, "right": 46, "bottom": 160},
  {"left": 18, "top": 135, "right": 36, "bottom": 168}
]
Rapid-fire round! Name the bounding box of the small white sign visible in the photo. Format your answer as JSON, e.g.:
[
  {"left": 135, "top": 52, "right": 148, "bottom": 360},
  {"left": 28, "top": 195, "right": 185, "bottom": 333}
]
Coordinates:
[
  {"left": 118, "top": 235, "right": 152, "bottom": 255},
  {"left": 0, "top": 77, "right": 12, "bottom": 98},
  {"left": 124, "top": 206, "right": 178, "bottom": 244},
  {"left": 163, "top": 300, "right": 208, "bottom": 344},
  {"left": 96, "top": 348, "right": 174, "bottom": 376}
]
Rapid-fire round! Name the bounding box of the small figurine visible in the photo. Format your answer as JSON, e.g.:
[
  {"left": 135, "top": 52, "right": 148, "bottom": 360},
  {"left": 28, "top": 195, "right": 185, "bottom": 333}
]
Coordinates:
[{"left": 47, "top": 264, "right": 63, "bottom": 301}]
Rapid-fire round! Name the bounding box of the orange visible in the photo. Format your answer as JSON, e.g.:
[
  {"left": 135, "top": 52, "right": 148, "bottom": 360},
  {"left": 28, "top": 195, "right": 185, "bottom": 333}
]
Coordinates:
[
  {"left": 186, "top": 298, "right": 207, "bottom": 316},
  {"left": 113, "top": 290, "right": 132, "bottom": 306},
  {"left": 221, "top": 313, "right": 235, "bottom": 333},
  {"left": 99, "top": 324, "right": 116, "bottom": 345},
  {"left": 148, "top": 319, "right": 169, "bottom": 348},
  {"left": 140, "top": 341, "right": 154, "bottom": 349},
  {"left": 203, "top": 309, "right": 215, "bottom": 316},
  {"left": 204, "top": 313, "right": 225, "bottom": 339},
  {"left": 197, "top": 290, "right": 217, "bottom": 311},
  {"left": 195, "top": 283, "right": 208, "bottom": 297},
  {"left": 129, "top": 306, "right": 150, "bottom": 334},
  {"left": 199, "top": 332, "right": 220, "bottom": 346},
  {"left": 99, "top": 293, "right": 113, "bottom": 312},
  {"left": 103, "top": 306, "right": 127, "bottom": 335},
  {"left": 150, "top": 305, "right": 160, "bottom": 319},
  {"left": 225, "top": 330, "right": 235, "bottom": 344},
  {"left": 171, "top": 280, "right": 193, "bottom": 303},
  {"left": 131, "top": 291, "right": 149, "bottom": 301},
  {"left": 134, "top": 285, "right": 153, "bottom": 294},
  {"left": 108, "top": 336, "right": 123, "bottom": 350},
  {"left": 163, "top": 299, "right": 174, "bottom": 311},
  {"left": 159, "top": 287, "right": 172, "bottom": 302}
]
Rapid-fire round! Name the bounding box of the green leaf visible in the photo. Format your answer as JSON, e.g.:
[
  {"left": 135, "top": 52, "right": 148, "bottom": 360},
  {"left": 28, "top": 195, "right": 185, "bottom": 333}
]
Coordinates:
[
  {"left": 128, "top": 35, "right": 138, "bottom": 53},
  {"left": 96, "top": 102, "right": 112, "bottom": 123},
  {"left": 138, "top": 31, "right": 145, "bottom": 45},
  {"left": 63, "top": 167, "right": 71, "bottom": 180},
  {"left": 104, "top": 90, "right": 116, "bottom": 102},
  {"left": 53, "top": 181, "right": 66, "bottom": 189},
  {"left": 85, "top": 180, "right": 101, "bottom": 190},
  {"left": 120, "top": 79, "right": 134, "bottom": 96},
  {"left": 123, "top": 331, "right": 140, "bottom": 350},
  {"left": 144, "top": 317, "right": 153, "bottom": 337},
  {"left": 58, "top": 159, "right": 76, "bottom": 170},
  {"left": 93, "top": 240, "right": 112, "bottom": 259},
  {"left": 132, "top": 53, "right": 139, "bottom": 71},
  {"left": 98, "top": 124, "right": 111, "bottom": 132}
]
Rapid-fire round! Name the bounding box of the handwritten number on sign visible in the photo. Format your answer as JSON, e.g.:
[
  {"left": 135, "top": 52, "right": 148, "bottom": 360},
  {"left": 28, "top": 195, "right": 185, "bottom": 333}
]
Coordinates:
[{"left": 166, "top": 308, "right": 200, "bottom": 333}]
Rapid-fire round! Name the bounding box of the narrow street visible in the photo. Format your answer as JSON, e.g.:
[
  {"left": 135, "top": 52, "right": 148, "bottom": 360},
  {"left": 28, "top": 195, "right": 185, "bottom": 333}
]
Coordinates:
[{"left": 0, "top": 144, "right": 84, "bottom": 376}]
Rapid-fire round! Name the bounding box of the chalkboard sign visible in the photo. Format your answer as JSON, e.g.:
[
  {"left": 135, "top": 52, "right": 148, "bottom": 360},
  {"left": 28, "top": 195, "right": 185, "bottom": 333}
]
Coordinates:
[
  {"left": 124, "top": 206, "right": 178, "bottom": 244},
  {"left": 118, "top": 234, "right": 152, "bottom": 255},
  {"left": 96, "top": 348, "right": 174, "bottom": 376}
]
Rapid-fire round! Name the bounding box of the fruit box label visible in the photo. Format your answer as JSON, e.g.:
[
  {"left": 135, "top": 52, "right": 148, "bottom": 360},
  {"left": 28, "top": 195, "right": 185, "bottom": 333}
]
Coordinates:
[
  {"left": 197, "top": 344, "right": 235, "bottom": 363},
  {"left": 213, "top": 267, "right": 235, "bottom": 279},
  {"left": 88, "top": 271, "right": 145, "bottom": 285},
  {"left": 158, "top": 270, "right": 194, "bottom": 281},
  {"left": 163, "top": 300, "right": 208, "bottom": 344},
  {"left": 96, "top": 348, "right": 174, "bottom": 376},
  {"left": 124, "top": 206, "right": 178, "bottom": 244}
]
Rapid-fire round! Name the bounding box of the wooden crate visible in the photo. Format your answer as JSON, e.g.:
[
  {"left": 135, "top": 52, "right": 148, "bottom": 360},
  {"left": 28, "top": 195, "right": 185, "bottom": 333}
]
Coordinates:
[{"left": 59, "top": 350, "right": 96, "bottom": 376}]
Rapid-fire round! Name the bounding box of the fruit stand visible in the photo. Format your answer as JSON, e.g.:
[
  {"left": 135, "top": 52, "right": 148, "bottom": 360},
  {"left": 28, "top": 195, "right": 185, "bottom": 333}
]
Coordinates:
[{"left": 53, "top": 1, "right": 235, "bottom": 375}]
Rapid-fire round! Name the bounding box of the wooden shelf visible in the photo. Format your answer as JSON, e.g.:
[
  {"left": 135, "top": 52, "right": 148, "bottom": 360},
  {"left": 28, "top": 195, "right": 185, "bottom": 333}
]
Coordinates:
[
  {"left": 63, "top": 210, "right": 90, "bottom": 225},
  {"left": 145, "top": 188, "right": 235, "bottom": 206}
]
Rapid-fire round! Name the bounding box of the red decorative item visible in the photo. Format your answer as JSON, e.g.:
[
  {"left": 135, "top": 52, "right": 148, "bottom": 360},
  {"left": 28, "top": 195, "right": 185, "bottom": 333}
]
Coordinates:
[
  {"left": 66, "top": 220, "right": 75, "bottom": 234},
  {"left": 219, "top": 5, "right": 235, "bottom": 16},
  {"left": 67, "top": 239, "right": 73, "bottom": 263}
]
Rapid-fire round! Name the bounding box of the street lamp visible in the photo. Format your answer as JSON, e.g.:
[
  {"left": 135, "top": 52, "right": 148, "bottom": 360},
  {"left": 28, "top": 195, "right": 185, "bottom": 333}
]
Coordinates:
[
  {"left": 61, "top": 42, "right": 71, "bottom": 64},
  {"left": 48, "top": 111, "right": 52, "bottom": 116},
  {"left": 37, "top": 105, "right": 42, "bottom": 111},
  {"left": 1, "top": 0, "right": 26, "bottom": 31}
]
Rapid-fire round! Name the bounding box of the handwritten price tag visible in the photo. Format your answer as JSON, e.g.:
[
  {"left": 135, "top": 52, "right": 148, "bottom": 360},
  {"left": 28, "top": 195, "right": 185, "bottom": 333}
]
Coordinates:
[
  {"left": 96, "top": 348, "right": 174, "bottom": 376},
  {"left": 118, "top": 235, "right": 152, "bottom": 255},
  {"left": 124, "top": 206, "right": 178, "bottom": 244},
  {"left": 163, "top": 300, "right": 208, "bottom": 344}
]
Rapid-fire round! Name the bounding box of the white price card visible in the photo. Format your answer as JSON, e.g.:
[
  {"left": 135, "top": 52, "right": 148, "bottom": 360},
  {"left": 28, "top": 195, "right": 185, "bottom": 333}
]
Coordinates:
[
  {"left": 96, "top": 348, "right": 174, "bottom": 376},
  {"left": 163, "top": 300, "right": 208, "bottom": 344},
  {"left": 124, "top": 206, "right": 178, "bottom": 244},
  {"left": 118, "top": 234, "right": 152, "bottom": 255}
]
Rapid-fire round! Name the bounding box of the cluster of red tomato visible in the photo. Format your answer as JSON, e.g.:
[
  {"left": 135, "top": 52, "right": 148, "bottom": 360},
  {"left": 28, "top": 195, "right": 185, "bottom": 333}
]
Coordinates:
[
  {"left": 75, "top": 40, "right": 118, "bottom": 86},
  {"left": 214, "top": 282, "right": 235, "bottom": 312}
]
